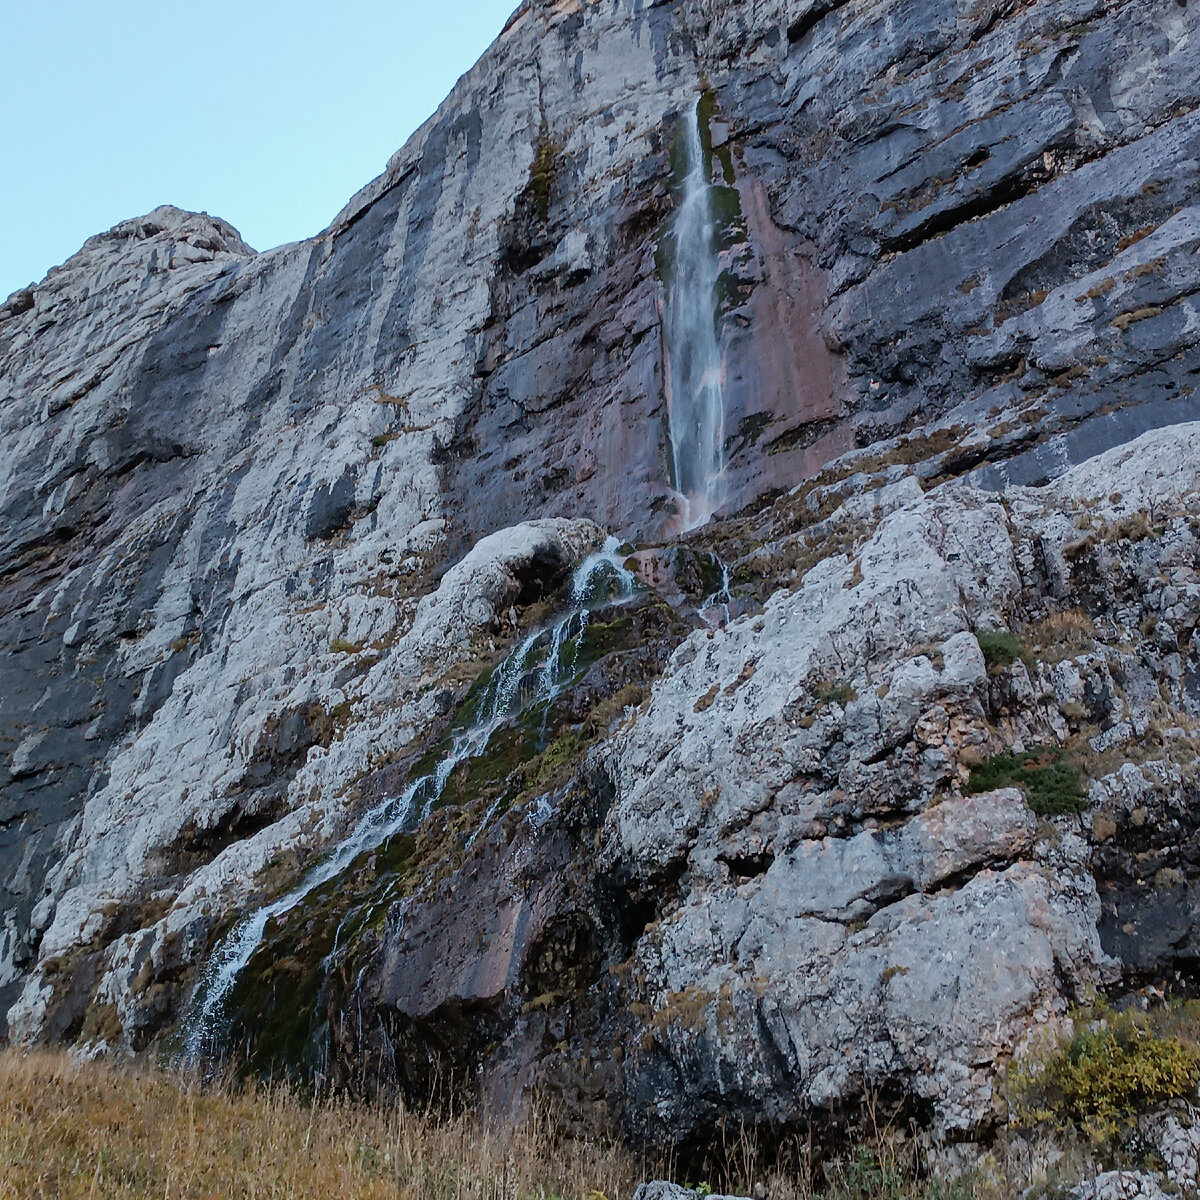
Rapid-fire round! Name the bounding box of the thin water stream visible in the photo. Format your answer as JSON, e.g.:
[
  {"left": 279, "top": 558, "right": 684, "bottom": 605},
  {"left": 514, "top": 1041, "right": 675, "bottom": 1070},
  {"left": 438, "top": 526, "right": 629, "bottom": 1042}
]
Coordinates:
[{"left": 182, "top": 538, "right": 636, "bottom": 1061}]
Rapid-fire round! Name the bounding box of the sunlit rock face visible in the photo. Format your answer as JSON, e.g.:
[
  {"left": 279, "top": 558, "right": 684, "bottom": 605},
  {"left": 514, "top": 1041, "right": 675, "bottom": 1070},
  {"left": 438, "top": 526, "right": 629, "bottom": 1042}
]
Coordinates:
[{"left": 3, "top": 0, "right": 1200, "bottom": 1152}]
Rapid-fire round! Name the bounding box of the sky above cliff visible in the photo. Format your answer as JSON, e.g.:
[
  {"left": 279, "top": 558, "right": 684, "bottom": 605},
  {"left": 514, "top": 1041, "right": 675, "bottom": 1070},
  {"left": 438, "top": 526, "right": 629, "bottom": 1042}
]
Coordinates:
[{"left": 1, "top": 0, "right": 517, "bottom": 300}]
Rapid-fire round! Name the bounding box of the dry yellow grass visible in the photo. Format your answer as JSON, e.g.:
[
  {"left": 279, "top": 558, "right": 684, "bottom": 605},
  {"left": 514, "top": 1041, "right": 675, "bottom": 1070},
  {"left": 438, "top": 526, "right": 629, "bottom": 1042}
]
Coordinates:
[
  {"left": 1024, "top": 608, "right": 1097, "bottom": 663},
  {"left": 0, "top": 1049, "right": 1110, "bottom": 1200},
  {"left": 0, "top": 1050, "right": 643, "bottom": 1200}
]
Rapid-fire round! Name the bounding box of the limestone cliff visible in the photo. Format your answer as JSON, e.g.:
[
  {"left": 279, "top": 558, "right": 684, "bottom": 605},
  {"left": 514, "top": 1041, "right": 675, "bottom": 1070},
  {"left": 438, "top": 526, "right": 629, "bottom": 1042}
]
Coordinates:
[{"left": 2, "top": 0, "right": 1200, "bottom": 1158}]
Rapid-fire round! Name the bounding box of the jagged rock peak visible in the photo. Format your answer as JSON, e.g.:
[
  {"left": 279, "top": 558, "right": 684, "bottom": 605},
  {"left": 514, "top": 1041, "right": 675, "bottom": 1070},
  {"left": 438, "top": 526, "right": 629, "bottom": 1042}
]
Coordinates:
[
  {"left": 2, "top": 206, "right": 254, "bottom": 317},
  {"left": 81, "top": 205, "right": 255, "bottom": 261}
]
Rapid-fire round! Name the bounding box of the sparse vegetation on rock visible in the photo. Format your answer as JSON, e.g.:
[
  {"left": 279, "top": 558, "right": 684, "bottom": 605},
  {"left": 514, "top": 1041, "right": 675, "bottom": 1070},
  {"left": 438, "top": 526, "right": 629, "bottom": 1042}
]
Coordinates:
[
  {"left": 1007, "top": 1002, "right": 1200, "bottom": 1144},
  {"left": 967, "top": 747, "right": 1086, "bottom": 816}
]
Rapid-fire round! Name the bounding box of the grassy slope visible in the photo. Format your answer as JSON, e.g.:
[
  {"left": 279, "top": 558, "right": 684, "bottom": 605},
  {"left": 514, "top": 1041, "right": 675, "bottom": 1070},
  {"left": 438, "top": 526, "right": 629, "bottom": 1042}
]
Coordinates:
[
  {"left": 7, "top": 1006, "right": 1195, "bottom": 1200},
  {"left": 0, "top": 1050, "right": 641, "bottom": 1200}
]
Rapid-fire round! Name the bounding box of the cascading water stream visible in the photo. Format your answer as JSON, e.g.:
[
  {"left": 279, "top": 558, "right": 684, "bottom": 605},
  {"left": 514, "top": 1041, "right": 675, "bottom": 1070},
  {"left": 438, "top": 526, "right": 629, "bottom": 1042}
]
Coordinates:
[
  {"left": 181, "top": 537, "right": 636, "bottom": 1062},
  {"left": 699, "top": 552, "right": 733, "bottom": 625},
  {"left": 665, "top": 97, "right": 726, "bottom": 531}
]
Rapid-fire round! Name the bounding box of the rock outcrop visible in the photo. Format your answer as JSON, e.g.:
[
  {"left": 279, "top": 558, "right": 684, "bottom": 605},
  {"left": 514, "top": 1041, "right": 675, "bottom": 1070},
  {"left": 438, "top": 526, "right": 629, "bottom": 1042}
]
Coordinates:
[
  {"left": 2, "top": 0, "right": 1200, "bottom": 1166},
  {"left": 350, "top": 425, "right": 1200, "bottom": 1145}
]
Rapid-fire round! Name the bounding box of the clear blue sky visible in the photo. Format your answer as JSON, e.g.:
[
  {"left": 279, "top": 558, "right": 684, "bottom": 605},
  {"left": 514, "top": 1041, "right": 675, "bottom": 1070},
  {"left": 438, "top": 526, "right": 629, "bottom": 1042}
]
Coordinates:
[{"left": 1, "top": 0, "right": 518, "bottom": 299}]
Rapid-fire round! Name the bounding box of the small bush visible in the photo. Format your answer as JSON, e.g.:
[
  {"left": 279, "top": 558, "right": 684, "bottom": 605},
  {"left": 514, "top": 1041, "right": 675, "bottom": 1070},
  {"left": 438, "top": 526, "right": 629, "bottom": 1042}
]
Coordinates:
[
  {"left": 822, "top": 1142, "right": 973, "bottom": 1200},
  {"left": 812, "top": 679, "right": 858, "bottom": 708},
  {"left": 975, "top": 630, "right": 1031, "bottom": 672},
  {"left": 1008, "top": 1004, "right": 1200, "bottom": 1142},
  {"left": 967, "top": 746, "right": 1086, "bottom": 815}
]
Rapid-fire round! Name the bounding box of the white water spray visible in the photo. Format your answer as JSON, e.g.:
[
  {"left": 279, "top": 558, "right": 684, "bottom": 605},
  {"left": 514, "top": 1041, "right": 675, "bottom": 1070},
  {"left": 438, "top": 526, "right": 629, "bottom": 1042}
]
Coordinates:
[
  {"left": 182, "top": 538, "right": 636, "bottom": 1061},
  {"left": 665, "top": 98, "right": 726, "bottom": 530}
]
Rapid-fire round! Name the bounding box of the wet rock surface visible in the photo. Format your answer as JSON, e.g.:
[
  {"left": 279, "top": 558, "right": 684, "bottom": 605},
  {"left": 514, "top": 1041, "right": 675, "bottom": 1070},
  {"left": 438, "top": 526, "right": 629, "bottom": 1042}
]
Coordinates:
[{"left": 1, "top": 0, "right": 1200, "bottom": 1163}]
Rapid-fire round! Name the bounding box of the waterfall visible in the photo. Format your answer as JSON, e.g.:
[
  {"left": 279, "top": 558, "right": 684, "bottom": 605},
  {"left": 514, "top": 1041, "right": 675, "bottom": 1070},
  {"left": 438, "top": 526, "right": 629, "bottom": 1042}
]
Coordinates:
[
  {"left": 665, "top": 97, "right": 726, "bottom": 531},
  {"left": 181, "top": 538, "right": 636, "bottom": 1062}
]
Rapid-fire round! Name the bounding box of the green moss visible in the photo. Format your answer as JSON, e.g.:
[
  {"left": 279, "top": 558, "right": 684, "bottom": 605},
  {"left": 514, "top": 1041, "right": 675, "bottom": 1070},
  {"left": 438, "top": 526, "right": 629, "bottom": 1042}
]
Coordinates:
[
  {"left": 225, "top": 670, "right": 646, "bottom": 1078},
  {"left": 523, "top": 730, "right": 586, "bottom": 792},
  {"left": 975, "top": 630, "right": 1032, "bottom": 672},
  {"left": 697, "top": 88, "right": 717, "bottom": 155},
  {"left": 694, "top": 550, "right": 728, "bottom": 598},
  {"left": 967, "top": 746, "right": 1085, "bottom": 814},
  {"left": 435, "top": 724, "right": 540, "bottom": 811},
  {"left": 222, "top": 813, "right": 442, "bottom": 1081},
  {"left": 656, "top": 97, "right": 745, "bottom": 294},
  {"left": 708, "top": 184, "right": 745, "bottom": 244},
  {"left": 715, "top": 141, "right": 735, "bottom": 186},
  {"left": 693, "top": 87, "right": 736, "bottom": 183},
  {"left": 529, "top": 137, "right": 561, "bottom": 222},
  {"left": 575, "top": 613, "right": 634, "bottom": 664},
  {"left": 225, "top": 878, "right": 346, "bottom": 1080},
  {"left": 1007, "top": 1003, "right": 1200, "bottom": 1142}
]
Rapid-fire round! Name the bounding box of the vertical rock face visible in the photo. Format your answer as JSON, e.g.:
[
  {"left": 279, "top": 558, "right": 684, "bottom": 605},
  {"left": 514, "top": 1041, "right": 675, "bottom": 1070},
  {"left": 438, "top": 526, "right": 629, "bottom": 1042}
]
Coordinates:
[{"left": 2, "top": 0, "right": 1200, "bottom": 1151}]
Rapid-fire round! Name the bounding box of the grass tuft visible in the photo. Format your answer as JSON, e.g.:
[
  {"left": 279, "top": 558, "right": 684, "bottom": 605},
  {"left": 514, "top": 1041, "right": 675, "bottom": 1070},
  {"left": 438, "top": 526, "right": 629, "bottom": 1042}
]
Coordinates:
[
  {"left": 975, "top": 631, "right": 1031, "bottom": 673},
  {"left": 1024, "top": 610, "right": 1096, "bottom": 663},
  {"left": 530, "top": 138, "right": 562, "bottom": 222},
  {"left": 812, "top": 679, "right": 858, "bottom": 709}
]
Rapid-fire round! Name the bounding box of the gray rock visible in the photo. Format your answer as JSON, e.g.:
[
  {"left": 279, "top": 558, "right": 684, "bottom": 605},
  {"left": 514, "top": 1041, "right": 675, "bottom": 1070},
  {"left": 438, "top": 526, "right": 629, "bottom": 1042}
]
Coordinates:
[
  {"left": 1071, "top": 1172, "right": 1169, "bottom": 1200},
  {"left": 634, "top": 1185, "right": 751, "bottom": 1200}
]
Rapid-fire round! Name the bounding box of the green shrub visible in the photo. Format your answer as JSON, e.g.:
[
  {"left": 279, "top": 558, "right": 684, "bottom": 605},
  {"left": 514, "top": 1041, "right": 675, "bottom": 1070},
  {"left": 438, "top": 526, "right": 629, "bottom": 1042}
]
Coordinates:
[
  {"left": 812, "top": 679, "right": 858, "bottom": 708},
  {"left": 1008, "top": 1004, "right": 1200, "bottom": 1142},
  {"left": 976, "top": 629, "right": 1031, "bottom": 672},
  {"left": 967, "top": 745, "right": 1086, "bottom": 814}
]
